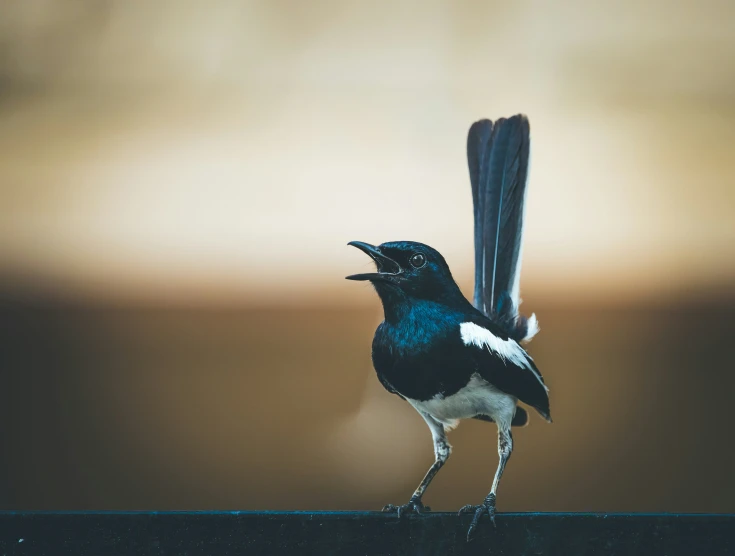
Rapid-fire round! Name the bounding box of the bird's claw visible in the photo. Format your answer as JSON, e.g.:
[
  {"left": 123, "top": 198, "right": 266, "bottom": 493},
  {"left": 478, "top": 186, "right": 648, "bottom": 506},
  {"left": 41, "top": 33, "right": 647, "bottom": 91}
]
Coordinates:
[
  {"left": 458, "top": 493, "right": 496, "bottom": 541},
  {"left": 382, "top": 497, "right": 431, "bottom": 517}
]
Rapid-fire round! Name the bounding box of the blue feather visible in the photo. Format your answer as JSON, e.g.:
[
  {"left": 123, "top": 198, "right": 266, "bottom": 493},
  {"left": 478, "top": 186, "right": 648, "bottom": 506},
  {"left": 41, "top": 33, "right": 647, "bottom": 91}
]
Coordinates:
[{"left": 467, "top": 115, "right": 535, "bottom": 342}]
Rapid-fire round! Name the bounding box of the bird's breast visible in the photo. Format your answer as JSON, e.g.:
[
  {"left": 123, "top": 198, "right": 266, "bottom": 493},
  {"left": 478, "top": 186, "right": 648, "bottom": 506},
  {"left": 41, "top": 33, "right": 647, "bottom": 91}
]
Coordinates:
[{"left": 371, "top": 318, "right": 477, "bottom": 402}]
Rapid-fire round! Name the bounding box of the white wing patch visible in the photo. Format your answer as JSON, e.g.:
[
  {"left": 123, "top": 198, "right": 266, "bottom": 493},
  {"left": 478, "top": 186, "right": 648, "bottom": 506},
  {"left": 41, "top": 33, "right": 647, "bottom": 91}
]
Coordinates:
[
  {"left": 459, "top": 321, "right": 548, "bottom": 391},
  {"left": 460, "top": 322, "right": 529, "bottom": 368}
]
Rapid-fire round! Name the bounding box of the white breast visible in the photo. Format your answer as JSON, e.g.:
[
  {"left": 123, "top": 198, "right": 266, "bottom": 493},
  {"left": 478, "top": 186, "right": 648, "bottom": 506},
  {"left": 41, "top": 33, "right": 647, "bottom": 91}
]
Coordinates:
[{"left": 407, "top": 373, "right": 517, "bottom": 431}]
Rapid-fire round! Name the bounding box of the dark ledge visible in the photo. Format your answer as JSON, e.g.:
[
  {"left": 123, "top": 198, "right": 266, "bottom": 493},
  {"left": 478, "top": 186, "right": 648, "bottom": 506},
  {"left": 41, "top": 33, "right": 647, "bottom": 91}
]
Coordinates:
[{"left": 0, "top": 511, "right": 733, "bottom": 556}]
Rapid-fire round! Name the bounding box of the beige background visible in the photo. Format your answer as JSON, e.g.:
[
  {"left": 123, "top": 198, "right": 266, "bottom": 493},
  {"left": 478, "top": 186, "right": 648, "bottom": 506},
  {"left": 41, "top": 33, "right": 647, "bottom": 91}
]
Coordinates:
[{"left": 1, "top": 0, "right": 733, "bottom": 512}]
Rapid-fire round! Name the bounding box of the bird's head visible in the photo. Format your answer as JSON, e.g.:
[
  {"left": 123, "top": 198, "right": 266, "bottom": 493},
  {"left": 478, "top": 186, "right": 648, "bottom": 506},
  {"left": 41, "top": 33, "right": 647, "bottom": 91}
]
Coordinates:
[{"left": 346, "top": 241, "right": 465, "bottom": 308}]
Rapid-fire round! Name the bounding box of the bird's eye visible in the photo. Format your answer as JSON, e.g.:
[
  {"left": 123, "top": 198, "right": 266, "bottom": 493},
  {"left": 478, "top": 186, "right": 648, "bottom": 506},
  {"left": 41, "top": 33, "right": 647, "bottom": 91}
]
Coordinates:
[{"left": 409, "top": 253, "right": 426, "bottom": 268}]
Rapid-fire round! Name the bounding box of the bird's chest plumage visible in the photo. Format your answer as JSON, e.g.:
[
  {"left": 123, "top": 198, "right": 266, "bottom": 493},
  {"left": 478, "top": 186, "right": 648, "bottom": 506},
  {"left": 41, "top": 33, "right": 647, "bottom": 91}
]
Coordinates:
[{"left": 371, "top": 307, "right": 477, "bottom": 401}]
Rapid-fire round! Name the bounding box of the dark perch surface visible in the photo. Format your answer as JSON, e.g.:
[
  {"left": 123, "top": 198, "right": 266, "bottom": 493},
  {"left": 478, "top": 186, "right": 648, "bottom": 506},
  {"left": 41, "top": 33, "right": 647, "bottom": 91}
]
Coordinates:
[{"left": 0, "top": 512, "right": 733, "bottom": 556}]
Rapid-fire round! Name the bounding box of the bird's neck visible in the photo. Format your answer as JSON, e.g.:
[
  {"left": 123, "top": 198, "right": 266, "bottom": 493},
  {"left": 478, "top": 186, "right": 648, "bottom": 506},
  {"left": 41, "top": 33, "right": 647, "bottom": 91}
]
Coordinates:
[{"left": 373, "top": 282, "right": 471, "bottom": 325}]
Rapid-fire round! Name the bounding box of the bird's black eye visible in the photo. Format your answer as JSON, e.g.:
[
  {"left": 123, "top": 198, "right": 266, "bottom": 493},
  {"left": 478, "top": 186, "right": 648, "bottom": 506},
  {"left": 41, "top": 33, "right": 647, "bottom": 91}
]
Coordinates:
[{"left": 409, "top": 253, "right": 426, "bottom": 269}]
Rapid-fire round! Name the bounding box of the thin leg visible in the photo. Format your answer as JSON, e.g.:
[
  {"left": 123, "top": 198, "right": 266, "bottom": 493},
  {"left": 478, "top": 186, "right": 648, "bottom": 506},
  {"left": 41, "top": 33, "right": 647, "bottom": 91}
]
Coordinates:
[
  {"left": 458, "top": 427, "right": 513, "bottom": 540},
  {"left": 383, "top": 412, "right": 451, "bottom": 517}
]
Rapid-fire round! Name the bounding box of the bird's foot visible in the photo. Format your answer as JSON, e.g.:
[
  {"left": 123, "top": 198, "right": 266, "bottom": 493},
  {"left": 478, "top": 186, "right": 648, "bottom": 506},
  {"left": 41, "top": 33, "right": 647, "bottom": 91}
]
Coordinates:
[
  {"left": 458, "top": 493, "right": 496, "bottom": 541},
  {"left": 382, "top": 496, "right": 431, "bottom": 518}
]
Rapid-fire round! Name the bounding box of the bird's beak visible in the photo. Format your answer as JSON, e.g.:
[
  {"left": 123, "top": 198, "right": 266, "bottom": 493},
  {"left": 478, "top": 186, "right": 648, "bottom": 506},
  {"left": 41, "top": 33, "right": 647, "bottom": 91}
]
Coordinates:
[{"left": 346, "top": 241, "right": 401, "bottom": 281}]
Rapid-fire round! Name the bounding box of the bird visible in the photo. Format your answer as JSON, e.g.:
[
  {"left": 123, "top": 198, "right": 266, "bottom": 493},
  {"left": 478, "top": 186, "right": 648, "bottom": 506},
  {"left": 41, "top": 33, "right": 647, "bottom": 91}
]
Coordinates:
[{"left": 346, "top": 114, "right": 551, "bottom": 540}]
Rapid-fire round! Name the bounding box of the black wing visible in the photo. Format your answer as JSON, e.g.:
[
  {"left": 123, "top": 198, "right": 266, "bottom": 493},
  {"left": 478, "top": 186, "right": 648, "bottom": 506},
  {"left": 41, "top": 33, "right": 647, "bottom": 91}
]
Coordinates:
[
  {"left": 467, "top": 116, "right": 536, "bottom": 342},
  {"left": 461, "top": 317, "right": 551, "bottom": 421}
]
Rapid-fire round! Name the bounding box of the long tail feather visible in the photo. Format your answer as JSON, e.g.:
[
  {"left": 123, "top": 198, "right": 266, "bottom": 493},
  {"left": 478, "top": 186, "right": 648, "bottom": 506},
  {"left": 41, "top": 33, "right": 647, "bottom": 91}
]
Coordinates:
[{"left": 467, "top": 115, "right": 538, "bottom": 343}]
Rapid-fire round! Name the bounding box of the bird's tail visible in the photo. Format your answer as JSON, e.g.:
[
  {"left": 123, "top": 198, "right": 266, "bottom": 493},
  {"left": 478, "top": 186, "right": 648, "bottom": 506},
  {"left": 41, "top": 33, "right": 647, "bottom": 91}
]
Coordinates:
[
  {"left": 467, "top": 115, "right": 538, "bottom": 343},
  {"left": 473, "top": 406, "right": 529, "bottom": 427}
]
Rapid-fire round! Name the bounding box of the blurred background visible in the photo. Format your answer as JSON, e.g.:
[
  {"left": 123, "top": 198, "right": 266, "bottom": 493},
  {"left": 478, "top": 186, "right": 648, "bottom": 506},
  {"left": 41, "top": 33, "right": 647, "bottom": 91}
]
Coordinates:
[{"left": 1, "top": 0, "right": 734, "bottom": 513}]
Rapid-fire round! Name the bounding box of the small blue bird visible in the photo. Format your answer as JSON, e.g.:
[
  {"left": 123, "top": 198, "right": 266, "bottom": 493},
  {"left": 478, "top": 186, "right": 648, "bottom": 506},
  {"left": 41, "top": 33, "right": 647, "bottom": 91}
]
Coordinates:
[{"left": 347, "top": 115, "right": 551, "bottom": 540}]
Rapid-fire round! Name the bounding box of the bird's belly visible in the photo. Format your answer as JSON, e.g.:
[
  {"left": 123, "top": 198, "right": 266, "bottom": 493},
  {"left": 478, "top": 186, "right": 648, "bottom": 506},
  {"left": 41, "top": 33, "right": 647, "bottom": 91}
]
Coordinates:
[{"left": 406, "top": 373, "right": 517, "bottom": 430}]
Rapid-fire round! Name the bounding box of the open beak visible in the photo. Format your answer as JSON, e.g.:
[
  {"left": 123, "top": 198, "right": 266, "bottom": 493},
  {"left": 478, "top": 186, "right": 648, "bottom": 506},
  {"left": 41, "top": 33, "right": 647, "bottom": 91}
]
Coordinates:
[{"left": 346, "top": 241, "right": 401, "bottom": 282}]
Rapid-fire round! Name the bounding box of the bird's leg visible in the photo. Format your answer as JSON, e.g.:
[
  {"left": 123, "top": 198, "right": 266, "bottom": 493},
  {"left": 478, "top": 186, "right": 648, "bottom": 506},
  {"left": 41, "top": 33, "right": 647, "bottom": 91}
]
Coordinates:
[
  {"left": 459, "top": 428, "right": 512, "bottom": 539},
  {"left": 383, "top": 412, "right": 450, "bottom": 517}
]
